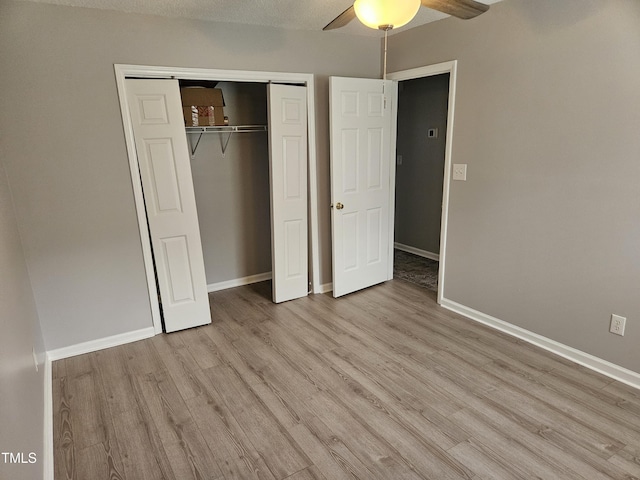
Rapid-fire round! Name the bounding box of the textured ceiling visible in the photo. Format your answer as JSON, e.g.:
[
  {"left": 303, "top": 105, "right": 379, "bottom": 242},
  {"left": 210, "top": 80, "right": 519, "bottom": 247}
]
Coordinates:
[{"left": 16, "top": 0, "right": 502, "bottom": 36}]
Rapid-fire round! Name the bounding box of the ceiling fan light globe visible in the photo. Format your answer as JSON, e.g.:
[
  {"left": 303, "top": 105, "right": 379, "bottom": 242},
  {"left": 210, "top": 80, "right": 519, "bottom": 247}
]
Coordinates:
[{"left": 353, "top": 0, "right": 421, "bottom": 30}]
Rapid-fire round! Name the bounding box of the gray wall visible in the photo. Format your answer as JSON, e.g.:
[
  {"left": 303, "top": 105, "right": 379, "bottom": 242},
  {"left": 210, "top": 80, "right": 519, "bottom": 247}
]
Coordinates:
[
  {"left": 0, "top": 0, "right": 380, "bottom": 350},
  {"left": 388, "top": 0, "right": 640, "bottom": 372},
  {"left": 190, "top": 82, "right": 272, "bottom": 284},
  {"left": 395, "top": 74, "right": 449, "bottom": 255},
  {"left": 0, "top": 158, "right": 46, "bottom": 479}
]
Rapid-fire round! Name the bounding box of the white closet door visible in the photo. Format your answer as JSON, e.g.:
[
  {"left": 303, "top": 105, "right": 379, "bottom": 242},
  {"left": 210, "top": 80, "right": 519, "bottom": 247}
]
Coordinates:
[
  {"left": 330, "top": 77, "right": 396, "bottom": 298},
  {"left": 126, "top": 79, "right": 211, "bottom": 333},
  {"left": 268, "top": 84, "right": 309, "bottom": 303}
]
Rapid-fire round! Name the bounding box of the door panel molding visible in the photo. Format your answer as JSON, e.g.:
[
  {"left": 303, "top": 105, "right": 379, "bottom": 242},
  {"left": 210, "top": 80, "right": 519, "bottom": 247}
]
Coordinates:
[
  {"left": 268, "top": 83, "right": 309, "bottom": 303},
  {"left": 126, "top": 78, "right": 211, "bottom": 333}
]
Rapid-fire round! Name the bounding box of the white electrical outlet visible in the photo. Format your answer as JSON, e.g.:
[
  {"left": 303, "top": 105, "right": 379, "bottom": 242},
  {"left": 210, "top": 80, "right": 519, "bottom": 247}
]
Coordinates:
[
  {"left": 453, "top": 164, "right": 467, "bottom": 181},
  {"left": 609, "top": 314, "right": 626, "bottom": 336},
  {"left": 32, "top": 347, "right": 39, "bottom": 372},
  {"left": 397, "top": 154, "right": 403, "bottom": 165}
]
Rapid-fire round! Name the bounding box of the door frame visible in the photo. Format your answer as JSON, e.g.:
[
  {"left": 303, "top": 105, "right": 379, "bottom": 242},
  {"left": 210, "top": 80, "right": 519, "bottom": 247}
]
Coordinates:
[
  {"left": 114, "top": 64, "right": 319, "bottom": 334},
  {"left": 387, "top": 60, "right": 458, "bottom": 305}
]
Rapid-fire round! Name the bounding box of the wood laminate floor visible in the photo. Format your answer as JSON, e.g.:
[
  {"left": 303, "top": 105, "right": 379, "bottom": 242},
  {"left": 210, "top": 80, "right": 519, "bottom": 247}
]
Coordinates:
[{"left": 52, "top": 280, "right": 640, "bottom": 479}]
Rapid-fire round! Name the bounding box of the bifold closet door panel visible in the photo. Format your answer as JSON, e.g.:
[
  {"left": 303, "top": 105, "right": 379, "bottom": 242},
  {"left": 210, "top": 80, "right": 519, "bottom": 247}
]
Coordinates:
[
  {"left": 126, "top": 78, "right": 211, "bottom": 332},
  {"left": 268, "top": 84, "right": 309, "bottom": 303}
]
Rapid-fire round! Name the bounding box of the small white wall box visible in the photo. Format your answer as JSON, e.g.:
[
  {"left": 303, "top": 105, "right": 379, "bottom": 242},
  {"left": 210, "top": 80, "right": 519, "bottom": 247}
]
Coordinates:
[{"left": 452, "top": 164, "right": 467, "bottom": 181}]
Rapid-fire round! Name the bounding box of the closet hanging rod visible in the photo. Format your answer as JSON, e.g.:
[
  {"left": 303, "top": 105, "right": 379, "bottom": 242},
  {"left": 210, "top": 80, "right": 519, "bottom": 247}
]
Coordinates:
[
  {"left": 186, "top": 125, "right": 268, "bottom": 134},
  {"left": 186, "top": 125, "right": 268, "bottom": 159}
]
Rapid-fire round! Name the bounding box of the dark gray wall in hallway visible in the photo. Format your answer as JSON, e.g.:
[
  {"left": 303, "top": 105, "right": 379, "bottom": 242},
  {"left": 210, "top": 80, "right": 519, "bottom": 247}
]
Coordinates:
[{"left": 395, "top": 74, "right": 449, "bottom": 255}]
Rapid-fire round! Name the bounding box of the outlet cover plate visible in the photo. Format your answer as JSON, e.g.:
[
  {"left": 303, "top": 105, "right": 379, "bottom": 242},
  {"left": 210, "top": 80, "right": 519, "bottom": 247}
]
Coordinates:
[{"left": 610, "top": 314, "right": 626, "bottom": 336}]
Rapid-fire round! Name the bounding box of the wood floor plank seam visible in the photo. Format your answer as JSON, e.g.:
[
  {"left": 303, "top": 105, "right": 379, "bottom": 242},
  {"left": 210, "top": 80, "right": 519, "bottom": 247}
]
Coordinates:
[
  {"left": 204, "top": 341, "right": 376, "bottom": 479},
  {"left": 244, "top": 312, "right": 473, "bottom": 479},
  {"left": 432, "top": 349, "right": 629, "bottom": 461},
  {"left": 220, "top": 307, "right": 434, "bottom": 479}
]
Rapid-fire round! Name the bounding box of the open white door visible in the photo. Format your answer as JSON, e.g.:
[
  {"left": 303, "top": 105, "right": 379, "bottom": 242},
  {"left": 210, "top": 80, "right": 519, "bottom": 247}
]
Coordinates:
[
  {"left": 330, "top": 77, "right": 397, "bottom": 298},
  {"left": 126, "top": 79, "right": 211, "bottom": 333},
  {"left": 268, "top": 84, "right": 309, "bottom": 303}
]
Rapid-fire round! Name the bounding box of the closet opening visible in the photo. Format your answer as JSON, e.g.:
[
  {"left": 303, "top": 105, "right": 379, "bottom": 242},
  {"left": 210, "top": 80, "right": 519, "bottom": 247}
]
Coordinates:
[{"left": 183, "top": 80, "right": 275, "bottom": 297}]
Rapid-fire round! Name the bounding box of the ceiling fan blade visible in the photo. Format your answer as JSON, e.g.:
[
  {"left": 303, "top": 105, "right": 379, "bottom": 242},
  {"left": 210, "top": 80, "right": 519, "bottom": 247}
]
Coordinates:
[
  {"left": 323, "top": 5, "right": 357, "bottom": 31},
  {"left": 421, "top": 0, "right": 489, "bottom": 19}
]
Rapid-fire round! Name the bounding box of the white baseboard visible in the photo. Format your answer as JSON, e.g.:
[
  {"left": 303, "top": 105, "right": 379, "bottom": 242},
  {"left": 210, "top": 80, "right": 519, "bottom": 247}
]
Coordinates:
[
  {"left": 394, "top": 242, "right": 439, "bottom": 261},
  {"left": 207, "top": 272, "right": 272, "bottom": 293},
  {"left": 440, "top": 298, "right": 640, "bottom": 390},
  {"left": 316, "top": 282, "right": 333, "bottom": 294},
  {"left": 47, "top": 326, "right": 156, "bottom": 361},
  {"left": 43, "top": 353, "right": 53, "bottom": 480}
]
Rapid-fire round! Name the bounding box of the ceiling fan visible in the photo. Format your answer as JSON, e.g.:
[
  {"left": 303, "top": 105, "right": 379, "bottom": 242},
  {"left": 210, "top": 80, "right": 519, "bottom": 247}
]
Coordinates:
[{"left": 323, "top": 0, "right": 490, "bottom": 31}]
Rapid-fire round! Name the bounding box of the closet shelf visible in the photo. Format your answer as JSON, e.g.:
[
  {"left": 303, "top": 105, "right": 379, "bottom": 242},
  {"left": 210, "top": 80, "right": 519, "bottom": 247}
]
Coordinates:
[{"left": 186, "top": 125, "right": 268, "bottom": 159}]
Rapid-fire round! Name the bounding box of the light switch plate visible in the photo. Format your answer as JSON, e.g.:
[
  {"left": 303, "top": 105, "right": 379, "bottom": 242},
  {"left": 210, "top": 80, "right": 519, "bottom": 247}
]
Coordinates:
[{"left": 453, "top": 164, "right": 467, "bottom": 181}]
